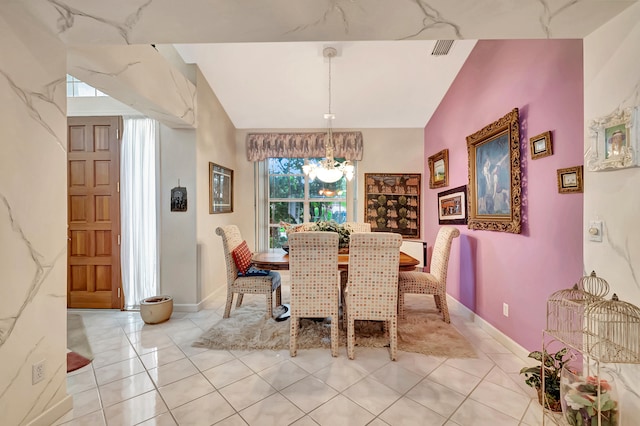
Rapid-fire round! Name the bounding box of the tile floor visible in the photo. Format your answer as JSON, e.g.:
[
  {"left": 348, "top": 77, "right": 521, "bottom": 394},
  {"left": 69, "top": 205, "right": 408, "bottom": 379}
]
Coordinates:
[{"left": 56, "top": 276, "right": 551, "bottom": 426}]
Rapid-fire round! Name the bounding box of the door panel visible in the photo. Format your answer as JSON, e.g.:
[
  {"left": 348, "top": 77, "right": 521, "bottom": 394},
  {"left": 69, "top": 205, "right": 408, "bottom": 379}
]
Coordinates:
[{"left": 67, "top": 116, "right": 122, "bottom": 309}]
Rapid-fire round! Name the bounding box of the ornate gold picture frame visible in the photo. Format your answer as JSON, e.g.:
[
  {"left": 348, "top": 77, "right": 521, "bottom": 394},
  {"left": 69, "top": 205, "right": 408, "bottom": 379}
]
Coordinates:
[
  {"left": 529, "top": 131, "right": 553, "bottom": 160},
  {"left": 466, "top": 108, "right": 521, "bottom": 234},
  {"left": 557, "top": 165, "right": 583, "bottom": 193},
  {"left": 428, "top": 149, "right": 449, "bottom": 189}
]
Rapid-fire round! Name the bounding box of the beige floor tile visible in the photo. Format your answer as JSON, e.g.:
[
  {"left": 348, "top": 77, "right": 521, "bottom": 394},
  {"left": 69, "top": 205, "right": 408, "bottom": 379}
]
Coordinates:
[
  {"left": 214, "top": 414, "right": 249, "bottom": 425},
  {"left": 289, "top": 416, "right": 319, "bottom": 426},
  {"left": 485, "top": 352, "right": 529, "bottom": 374},
  {"left": 342, "top": 376, "right": 401, "bottom": 416},
  {"left": 313, "top": 360, "right": 368, "bottom": 392},
  {"left": 189, "top": 348, "right": 235, "bottom": 371},
  {"left": 427, "top": 363, "right": 482, "bottom": 396},
  {"left": 238, "top": 349, "right": 288, "bottom": 373},
  {"left": 468, "top": 380, "right": 530, "bottom": 421},
  {"left": 91, "top": 345, "right": 137, "bottom": 369},
  {"left": 139, "top": 345, "right": 186, "bottom": 370},
  {"left": 218, "top": 374, "right": 276, "bottom": 411},
  {"left": 309, "top": 395, "right": 375, "bottom": 426},
  {"left": 484, "top": 365, "right": 529, "bottom": 396},
  {"left": 288, "top": 348, "right": 336, "bottom": 373},
  {"left": 132, "top": 333, "right": 177, "bottom": 355},
  {"left": 444, "top": 357, "right": 495, "bottom": 378},
  {"left": 257, "top": 359, "right": 310, "bottom": 390},
  {"left": 450, "top": 398, "right": 520, "bottom": 426},
  {"left": 405, "top": 378, "right": 466, "bottom": 418},
  {"left": 66, "top": 369, "right": 97, "bottom": 395},
  {"left": 344, "top": 347, "right": 392, "bottom": 374},
  {"left": 379, "top": 396, "right": 447, "bottom": 426},
  {"left": 68, "top": 388, "right": 102, "bottom": 420},
  {"left": 57, "top": 408, "right": 106, "bottom": 426},
  {"left": 94, "top": 357, "right": 145, "bottom": 386},
  {"left": 148, "top": 358, "right": 199, "bottom": 387},
  {"left": 89, "top": 334, "right": 132, "bottom": 355},
  {"left": 171, "top": 392, "right": 236, "bottom": 426},
  {"left": 281, "top": 376, "right": 338, "bottom": 413},
  {"left": 239, "top": 393, "right": 305, "bottom": 426},
  {"left": 103, "top": 390, "right": 168, "bottom": 425},
  {"left": 203, "top": 358, "right": 255, "bottom": 389},
  {"left": 394, "top": 352, "right": 445, "bottom": 376},
  {"left": 158, "top": 373, "right": 215, "bottom": 409},
  {"left": 99, "top": 371, "right": 155, "bottom": 407},
  {"left": 136, "top": 412, "right": 178, "bottom": 425},
  {"left": 366, "top": 418, "right": 390, "bottom": 426},
  {"left": 369, "top": 362, "right": 423, "bottom": 394}
]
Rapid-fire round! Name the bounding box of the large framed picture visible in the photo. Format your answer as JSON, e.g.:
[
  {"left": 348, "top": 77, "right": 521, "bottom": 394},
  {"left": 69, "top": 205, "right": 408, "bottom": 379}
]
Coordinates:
[
  {"left": 364, "top": 173, "right": 421, "bottom": 239},
  {"left": 586, "top": 106, "right": 638, "bottom": 171},
  {"left": 437, "top": 185, "right": 467, "bottom": 225},
  {"left": 209, "top": 162, "right": 233, "bottom": 214},
  {"left": 428, "top": 149, "right": 449, "bottom": 189},
  {"left": 466, "top": 108, "right": 522, "bottom": 234},
  {"left": 557, "top": 165, "right": 583, "bottom": 193}
]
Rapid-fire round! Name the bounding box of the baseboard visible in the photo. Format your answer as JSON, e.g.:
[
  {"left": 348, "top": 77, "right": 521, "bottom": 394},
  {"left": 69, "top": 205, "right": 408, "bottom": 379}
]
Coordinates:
[
  {"left": 27, "top": 394, "right": 73, "bottom": 426},
  {"left": 446, "top": 295, "right": 530, "bottom": 361},
  {"left": 173, "top": 290, "right": 221, "bottom": 313}
]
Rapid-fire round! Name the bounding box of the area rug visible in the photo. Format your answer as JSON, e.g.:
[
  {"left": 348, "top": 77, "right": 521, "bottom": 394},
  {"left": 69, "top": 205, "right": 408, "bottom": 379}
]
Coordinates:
[
  {"left": 67, "top": 313, "right": 94, "bottom": 361},
  {"left": 193, "top": 296, "right": 476, "bottom": 358},
  {"left": 67, "top": 351, "right": 92, "bottom": 373}
]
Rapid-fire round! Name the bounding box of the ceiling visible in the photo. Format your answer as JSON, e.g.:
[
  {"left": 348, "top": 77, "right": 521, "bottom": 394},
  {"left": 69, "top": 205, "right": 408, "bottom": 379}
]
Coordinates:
[{"left": 11, "top": 0, "right": 637, "bottom": 129}]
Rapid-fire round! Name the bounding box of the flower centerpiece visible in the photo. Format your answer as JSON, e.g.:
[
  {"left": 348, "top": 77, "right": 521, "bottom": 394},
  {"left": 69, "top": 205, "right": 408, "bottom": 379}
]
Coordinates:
[
  {"left": 310, "top": 220, "right": 351, "bottom": 252},
  {"left": 561, "top": 368, "right": 619, "bottom": 426}
]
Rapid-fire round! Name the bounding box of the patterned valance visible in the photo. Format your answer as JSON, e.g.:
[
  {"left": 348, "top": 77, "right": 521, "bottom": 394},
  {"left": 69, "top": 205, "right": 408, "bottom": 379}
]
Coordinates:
[{"left": 246, "top": 132, "right": 363, "bottom": 162}]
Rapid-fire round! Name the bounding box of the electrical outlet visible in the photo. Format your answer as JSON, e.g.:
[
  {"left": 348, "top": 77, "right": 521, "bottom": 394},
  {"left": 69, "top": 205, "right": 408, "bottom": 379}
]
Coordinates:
[
  {"left": 503, "top": 303, "right": 509, "bottom": 317},
  {"left": 32, "top": 360, "right": 45, "bottom": 385}
]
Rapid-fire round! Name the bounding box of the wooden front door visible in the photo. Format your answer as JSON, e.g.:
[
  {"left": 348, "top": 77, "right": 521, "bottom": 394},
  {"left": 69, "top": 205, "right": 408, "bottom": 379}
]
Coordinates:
[{"left": 67, "top": 116, "right": 123, "bottom": 309}]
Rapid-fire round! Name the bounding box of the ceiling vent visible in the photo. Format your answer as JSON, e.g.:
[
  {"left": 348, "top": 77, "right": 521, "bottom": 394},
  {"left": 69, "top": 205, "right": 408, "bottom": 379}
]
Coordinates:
[{"left": 431, "top": 40, "right": 454, "bottom": 56}]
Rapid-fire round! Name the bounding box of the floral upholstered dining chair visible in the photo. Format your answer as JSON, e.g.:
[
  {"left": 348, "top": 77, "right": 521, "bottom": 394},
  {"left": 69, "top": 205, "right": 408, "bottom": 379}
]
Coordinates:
[
  {"left": 344, "top": 232, "right": 402, "bottom": 360},
  {"left": 216, "top": 225, "right": 282, "bottom": 319},
  {"left": 288, "top": 231, "right": 340, "bottom": 357}
]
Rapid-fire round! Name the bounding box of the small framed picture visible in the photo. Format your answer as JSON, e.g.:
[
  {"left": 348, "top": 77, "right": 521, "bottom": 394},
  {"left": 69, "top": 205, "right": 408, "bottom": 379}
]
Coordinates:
[
  {"left": 529, "top": 131, "right": 553, "bottom": 160},
  {"left": 437, "top": 185, "right": 467, "bottom": 225},
  {"left": 209, "top": 162, "right": 234, "bottom": 213},
  {"left": 557, "top": 165, "right": 583, "bottom": 193},
  {"left": 428, "top": 149, "right": 449, "bottom": 189}
]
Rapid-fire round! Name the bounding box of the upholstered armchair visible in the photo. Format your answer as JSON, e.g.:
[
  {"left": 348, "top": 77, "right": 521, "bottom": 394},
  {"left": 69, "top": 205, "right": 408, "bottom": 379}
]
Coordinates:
[
  {"left": 345, "top": 232, "right": 402, "bottom": 360},
  {"left": 288, "top": 231, "right": 340, "bottom": 357},
  {"left": 216, "top": 225, "right": 282, "bottom": 319},
  {"left": 397, "top": 226, "right": 460, "bottom": 323}
]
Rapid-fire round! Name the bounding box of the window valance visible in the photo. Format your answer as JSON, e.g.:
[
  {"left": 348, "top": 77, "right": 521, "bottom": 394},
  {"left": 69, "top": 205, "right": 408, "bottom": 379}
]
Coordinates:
[{"left": 246, "top": 132, "right": 363, "bottom": 162}]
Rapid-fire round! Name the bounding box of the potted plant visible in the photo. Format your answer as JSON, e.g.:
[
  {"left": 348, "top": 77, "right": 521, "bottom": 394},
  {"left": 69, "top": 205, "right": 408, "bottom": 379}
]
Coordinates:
[
  {"left": 520, "top": 347, "right": 571, "bottom": 412},
  {"left": 310, "top": 220, "right": 352, "bottom": 251}
]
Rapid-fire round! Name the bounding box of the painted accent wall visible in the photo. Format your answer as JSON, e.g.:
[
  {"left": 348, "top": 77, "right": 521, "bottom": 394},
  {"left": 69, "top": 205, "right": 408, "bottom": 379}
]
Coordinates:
[
  {"left": 424, "top": 39, "right": 584, "bottom": 351},
  {"left": 584, "top": 2, "right": 640, "bottom": 414}
]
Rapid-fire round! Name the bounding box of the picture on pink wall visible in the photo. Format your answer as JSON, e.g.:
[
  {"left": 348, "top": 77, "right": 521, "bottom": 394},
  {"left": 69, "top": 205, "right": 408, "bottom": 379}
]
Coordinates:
[
  {"left": 466, "top": 108, "right": 522, "bottom": 234},
  {"left": 557, "top": 165, "right": 583, "bottom": 194},
  {"left": 428, "top": 149, "right": 449, "bottom": 189},
  {"left": 437, "top": 185, "right": 467, "bottom": 225},
  {"left": 529, "top": 130, "right": 553, "bottom": 160}
]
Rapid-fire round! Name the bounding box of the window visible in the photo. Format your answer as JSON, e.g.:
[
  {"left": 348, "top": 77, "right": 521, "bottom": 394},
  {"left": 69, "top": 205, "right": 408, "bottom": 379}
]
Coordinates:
[
  {"left": 66, "top": 75, "right": 108, "bottom": 97},
  {"left": 268, "top": 157, "right": 348, "bottom": 248}
]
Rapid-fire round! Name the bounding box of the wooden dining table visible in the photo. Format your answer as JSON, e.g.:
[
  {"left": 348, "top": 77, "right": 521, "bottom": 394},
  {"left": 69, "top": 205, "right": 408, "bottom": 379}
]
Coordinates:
[{"left": 252, "top": 250, "right": 420, "bottom": 272}]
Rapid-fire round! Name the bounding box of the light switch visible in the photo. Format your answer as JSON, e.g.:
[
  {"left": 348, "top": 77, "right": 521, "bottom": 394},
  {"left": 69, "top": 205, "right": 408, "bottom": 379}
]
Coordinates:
[{"left": 588, "top": 220, "right": 603, "bottom": 242}]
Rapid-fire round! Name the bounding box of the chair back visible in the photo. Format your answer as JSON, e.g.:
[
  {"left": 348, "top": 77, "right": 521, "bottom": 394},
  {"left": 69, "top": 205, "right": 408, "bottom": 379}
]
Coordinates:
[
  {"left": 288, "top": 232, "right": 339, "bottom": 316},
  {"left": 344, "top": 222, "right": 372, "bottom": 233},
  {"left": 215, "top": 225, "right": 244, "bottom": 287},
  {"left": 430, "top": 226, "right": 461, "bottom": 283},
  {"left": 347, "top": 232, "right": 402, "bottom": 319}
]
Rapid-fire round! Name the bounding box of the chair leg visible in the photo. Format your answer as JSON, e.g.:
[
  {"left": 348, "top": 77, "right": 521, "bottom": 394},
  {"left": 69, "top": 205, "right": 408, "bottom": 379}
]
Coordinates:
[
  {"left": 389, "top": 317, "right": 398, "bottom": 361},
  {"left": 347, "top": 316, "right": 356, "bottom": 360},
  {"left": 434, "top": 294, "right": 442, "bottom": 312},
  {"left": 289, "top": 316, "right": 299, "bottom": 357},
  {"left": 330, "top": 311, "right": 338, "bottom": 357},
  {"left": 223, "top": 293, "right": 234, "bottom": 318},
  {"left": 398, "top": 291, "right": 405, "bottom": 320},
  {"left": 438, "top": 293, "right": 450, "bottom": 323},
  {"left": 275, "top": 286, "right": 282, "bottom": 307},
  {"left": 266, "top": 292, "right": 273, "bottom": 318},
  {"left": 236, "top": 293, "right": 244, "bottom": 308}
]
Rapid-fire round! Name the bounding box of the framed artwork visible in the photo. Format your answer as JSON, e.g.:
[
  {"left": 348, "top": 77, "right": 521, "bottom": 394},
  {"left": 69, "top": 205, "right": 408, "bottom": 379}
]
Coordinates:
[
  {"left": 428, "top": 149, "right": 449, "bottom": 189},
  {"left": 466, "top": 108, "right": 522, "bottom": 234},
  {"left": 364, "top": 173, "right": 421, "bottom": 239},
  {"left": 557, "top": 165, "right": 583, "bottom": 193},
  {"left": 529, "top": 131, "right": 553, "bottom": 160},
  {"left": 170, "top": 186, "right": 187, "bottom": 212},
  {"left": 209, "top": 162, "right": 233, "bottom": 214},
  {"left": 437, "top": 185, "right": 467, "bottom": 225},
  {"left": 586, "top": 106, "right": 638, "bottom": 171}
]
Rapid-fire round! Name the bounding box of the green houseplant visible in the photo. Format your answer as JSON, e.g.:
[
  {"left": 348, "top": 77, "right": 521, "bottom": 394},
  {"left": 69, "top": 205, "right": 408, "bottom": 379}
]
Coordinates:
[
  {"left": 520, "top": 347, "right": 571, "bottom": 412},
  {"left": 310, "top": 220, "right": 351, "bottom": 249}
]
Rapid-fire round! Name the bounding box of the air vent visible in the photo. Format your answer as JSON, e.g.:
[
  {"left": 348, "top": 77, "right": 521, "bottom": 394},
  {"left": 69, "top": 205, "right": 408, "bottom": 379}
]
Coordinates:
[{"left": 431, "top": 40, "right": 454, "bottom": 56}]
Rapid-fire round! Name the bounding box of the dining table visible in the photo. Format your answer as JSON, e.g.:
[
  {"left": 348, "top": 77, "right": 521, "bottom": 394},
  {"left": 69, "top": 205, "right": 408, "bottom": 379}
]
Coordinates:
[{"left": 251, "top": 250, "right": 420, "bottom": 272}]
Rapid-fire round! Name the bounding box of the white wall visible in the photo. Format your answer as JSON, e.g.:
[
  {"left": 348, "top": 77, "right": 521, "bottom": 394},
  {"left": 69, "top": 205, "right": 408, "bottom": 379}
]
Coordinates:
[
  {"left": 584, "top": 1, "right": 640, "bottom": 415},
  {"left": 0, "top": 9, "right": 72, "bottom": 425}
]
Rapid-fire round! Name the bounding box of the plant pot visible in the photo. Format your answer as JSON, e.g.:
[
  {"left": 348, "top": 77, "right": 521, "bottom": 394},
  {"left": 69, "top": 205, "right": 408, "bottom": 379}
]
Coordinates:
[
  {"left": 560, "top": 367, "right": 619, "bottom": 426},
  {"left": 140, "top": 295, "right": 173, "bottom": 324},
  {"left": 537, "top": 388, "right": 562, "bottom": 413}
]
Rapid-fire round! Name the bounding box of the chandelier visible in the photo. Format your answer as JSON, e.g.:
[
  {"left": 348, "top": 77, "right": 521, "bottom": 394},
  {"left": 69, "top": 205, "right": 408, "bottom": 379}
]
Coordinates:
[{"left": 302, "top": 47, "right": 355, "bottom": 184}]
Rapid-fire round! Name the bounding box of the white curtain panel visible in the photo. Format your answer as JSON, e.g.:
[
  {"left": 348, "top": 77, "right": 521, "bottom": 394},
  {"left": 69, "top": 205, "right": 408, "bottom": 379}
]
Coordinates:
[{"left": 121, "top": 117, "right": 159, "bottom": 309}]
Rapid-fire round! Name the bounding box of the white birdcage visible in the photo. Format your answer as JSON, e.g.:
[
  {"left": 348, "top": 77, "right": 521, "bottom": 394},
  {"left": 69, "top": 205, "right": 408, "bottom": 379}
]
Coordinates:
[{"left": 584, "top": 293, "right": 640, "bottom": 363}]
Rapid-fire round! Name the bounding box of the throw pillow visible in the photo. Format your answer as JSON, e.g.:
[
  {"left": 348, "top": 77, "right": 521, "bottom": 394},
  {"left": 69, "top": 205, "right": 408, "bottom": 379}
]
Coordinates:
[{"left": 231, "top": 240, "right": 252, "bottom": 275}]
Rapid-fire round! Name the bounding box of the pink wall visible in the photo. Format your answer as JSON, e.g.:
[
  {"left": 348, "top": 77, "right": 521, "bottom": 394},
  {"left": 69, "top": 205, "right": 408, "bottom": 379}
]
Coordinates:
[{"left": 424, "top": 40, "right": 584, "bottom": 351}]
